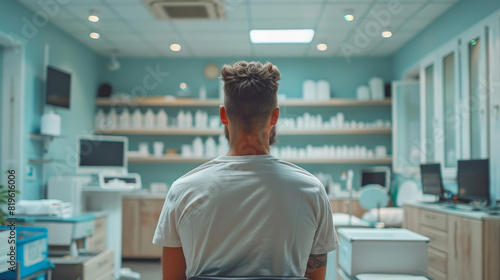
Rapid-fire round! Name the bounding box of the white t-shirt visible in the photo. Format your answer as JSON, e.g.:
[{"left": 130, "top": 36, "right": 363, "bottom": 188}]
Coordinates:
[{"left": 153, "top": 154, "right": 338, "bottom": 277}]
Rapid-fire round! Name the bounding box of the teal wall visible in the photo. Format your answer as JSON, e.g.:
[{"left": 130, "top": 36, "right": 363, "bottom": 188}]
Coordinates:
[
  {"left": 0, "top": 1, "right": 101, "bottom": 199},
  {"left": 99, "top": 57, "right": 393, "bottom": 190},
  {"left": 393, "top": 0, "right": 500, "bottom": 78},
  {"left": 0, "top": 46, "right": 3, "bottom": 176}
]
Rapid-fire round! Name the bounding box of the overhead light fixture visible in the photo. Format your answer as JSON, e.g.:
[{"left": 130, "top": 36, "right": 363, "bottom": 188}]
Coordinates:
[
  {"left": 180, "top": 82, "right": 187, "bottom": 89},
  {"left": 250, "top": 29, "right": 315, "bottom": 44},
  {"left": 170, "top": 43, "right": 181, "bottom": 52},
  {"left": 88, "top": 10, "right": 99, "bottom": 22},
  {"left": 108, "top": 50, "right": 120, "bottom": 71},
  {"left": 344, "top": 9, "right": 355, "bottom": 22},
  {"left": 90, "top": 32, "right": 100, "bottom": 39},
  {"left": 317, "top": 43, "right": 328, "bottom": 51},
  {"left": 381, "top": 30, "right": 392, "bottom": 38}
]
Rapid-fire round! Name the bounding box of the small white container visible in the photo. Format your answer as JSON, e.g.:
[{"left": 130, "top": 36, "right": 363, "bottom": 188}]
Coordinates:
[
  {"left": 375, "top": 145, "right": 387, "bottom": 158},
  {"left": 185, "top": 111, "right": 193, "bottom": 129},
  {"left": 131, "top": 109, "right": 143, "bottom": 129},
  {"left": 338, "top": 228, "right": 429, "bottom": 277},
  {"left": 369, "top": 76, "right": 385, "bottom": 101},
  {"left": 153, "top": 141, "right": 164, "bottom": 158},
  {"left": 106, "top": 108, "right": 118, "bottom": 130},
  {"left": 150, "top": 182, "right": 169, "bottom": 193},
  {"left": 356, "top": 85, "right": 371, "bottom": 101},
  {"left": 95, "top": 109, "right": 106, "bottom": 130},
  {"left": 317, "top": 80, "right": 330, "bottom": 100},
  {"left": 205, "top": 137, "right": 217, "bottom": 158},
  {"left": 144, "top": 109, "right": 155, "bottom": 129},
  {"left": 118, "top": 108, "right": 130, "bottom": 129},
  {"left": 177, "top": 110, "right": 185, "bottom": 128},
  {"left": 337, "top": 112, "right": 345, "bottom": 128},
  {"left": 138, "top": 142, "right": 149, "bottom": 156},
  {"left": 192, "top": 137, "right": 204, "bottom": 158},
  {"left": 302, "top": 80, "right": 317, "bottom": 100},
  {"left": 156, "top": 109, "right": 168, "bottom": 129},
  {"left": 199, "top": 86, "right": 207, "bottom": 100},
  {"left": 181, "top": 144, "right": 193, "bottom": 158}
]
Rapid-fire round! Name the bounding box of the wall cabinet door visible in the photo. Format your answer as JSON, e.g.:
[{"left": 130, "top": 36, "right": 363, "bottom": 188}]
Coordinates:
[
  {"left": 447, "top": 215, "right": 483, "bottom": 280},
  {"left": 420, "top": 54, "right": 440, "bottom": 164},
  {"left": 392, "top": 81, "right": 421, "bottom": 174}
]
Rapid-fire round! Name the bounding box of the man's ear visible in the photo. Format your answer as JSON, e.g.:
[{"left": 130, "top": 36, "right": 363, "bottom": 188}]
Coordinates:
[
  {"left": 270, "top": 107, "right": 280, "bottom": 126},
  {"left": 220, "top": 105, "right": 228, "bottom": 125}
]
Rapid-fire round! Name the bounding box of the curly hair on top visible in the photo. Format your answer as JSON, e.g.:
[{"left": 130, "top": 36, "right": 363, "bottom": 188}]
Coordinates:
[{"left": 221, "top": 61, "right": 281, "bottom": 133}]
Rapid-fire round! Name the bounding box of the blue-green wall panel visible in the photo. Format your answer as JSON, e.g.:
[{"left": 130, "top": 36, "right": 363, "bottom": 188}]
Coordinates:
[
  {"left": 393, "top": 0, "right": 500, "bottom": 78},
  {"left": 0, "top": 0, "right": 101, "bottom": 199}
]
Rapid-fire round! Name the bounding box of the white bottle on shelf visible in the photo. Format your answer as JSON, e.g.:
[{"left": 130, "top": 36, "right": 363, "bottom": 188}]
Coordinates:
[
  {"left": 317, "top": 80, "right": 330, "bottom": 100},
  {"left": 218, "top": 134, "right": 228, "bottom": 156},
  {"left": 107, "top": 108, "right": 118, "bottom": 130},
  {"left": 156, "top": 109, "right": 168, "bottom": 129},
  {"left": 177, "top": 110, "right": 185, "bottom": 129},
  {"left": 205, "top": 137, "right": 217, "bottom": 158},
  {"left": 195, "top": 110, "right": 203, "bottom": 129},
  {"left": 369, "top": 76, "right": 385, "bottom": 101},
  {"left": 337, "top": 112, "right": 344, "bottom": 128},
  {"left": 144, "top": 109, "right": 155, "bottom": 129},
  {"left": 118, "top": 108, "right": 130, "bottom": 129},
  {"left": 192, "top": 137, "right": 204, "bottom": 158},
  {"left": 95, "top": 109, "right": 106, "bottom": 130},
  {"left": 185, "top": 111, "right": 193, "bottom": 129},
  {"left": 131, "top": 109, "right": 143, "bottom": 129}
]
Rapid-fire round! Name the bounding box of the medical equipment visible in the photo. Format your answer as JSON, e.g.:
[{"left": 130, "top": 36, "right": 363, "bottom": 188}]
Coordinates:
[
  {"left": 17, "top": 199, "right": 73, "bottom": 218},
  {"left": 98, "top": 173, "right": 141, "bottom": 189},
  {"left": 76, "top": 135, "right": 128, "bottom": 174},
  {"left": 17, "top": 214, "right": 95, "bottom": 258},
  {"left": 338, "top": 228, "right": 429, "bottom": 277},
  {"left": 360, "top": 167, "right": 391, "bottom": 192}
]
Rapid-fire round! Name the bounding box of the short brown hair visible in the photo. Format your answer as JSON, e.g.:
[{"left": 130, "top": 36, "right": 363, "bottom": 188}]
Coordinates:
[{"left": 221, "top": 61, "right": 281, "bottom": 133}]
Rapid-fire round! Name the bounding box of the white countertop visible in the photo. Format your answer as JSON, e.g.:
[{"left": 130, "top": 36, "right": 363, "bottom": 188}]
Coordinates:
[{"left": 406, "top": 202, "right": 500, "bottom": 221}]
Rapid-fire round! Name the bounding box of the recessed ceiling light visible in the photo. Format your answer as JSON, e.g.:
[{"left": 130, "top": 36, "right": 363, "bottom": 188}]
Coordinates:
[
  {"left": 344, "top": 9, "right": 355, "bottom": 22},
  {"left": 88, "top": 10, "right": 99, "bottom": 22},
  {"left": 90, "top": 32, "right": 100, "bottom": 39},
  {"left": 381, "top": 31, "right": 392, "bottom": 38},
  {"left": 317, "top": 43, "right": 328, "bottom": 51},
  {"left": 170, "top": 43, "right": 181, "bottom": 52},
  {"left": 180, "top": 82, "right": 187, "bottom": 89},
  {"left": 250, "top": 29, "right": 315, "bottom": 44}
]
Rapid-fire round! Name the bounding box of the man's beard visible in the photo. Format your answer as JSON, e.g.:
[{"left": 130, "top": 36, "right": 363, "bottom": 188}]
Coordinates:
[{"left": 224, "top": 125, "right": 278, "bottom": 146}]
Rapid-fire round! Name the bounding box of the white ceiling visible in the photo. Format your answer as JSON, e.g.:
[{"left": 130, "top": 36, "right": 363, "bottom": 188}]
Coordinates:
[{"left": 17, "top": 0, "right": 459, "bottom": 57}]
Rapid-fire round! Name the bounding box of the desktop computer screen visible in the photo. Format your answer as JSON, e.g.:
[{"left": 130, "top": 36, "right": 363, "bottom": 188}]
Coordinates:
[
  {"left": 420, "top": 163, "right": 444, "bottom": 197},
  {"left": 457, "top": 159, "right": 489, "bottom": 203},
  {"left": 77, "top": 135, "right": 128, "bottom": 174}
]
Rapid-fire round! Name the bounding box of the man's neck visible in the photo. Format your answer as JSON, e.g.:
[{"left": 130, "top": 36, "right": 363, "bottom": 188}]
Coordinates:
[{"left": 227, "top": 133, "right": 270, "bottom": 156}]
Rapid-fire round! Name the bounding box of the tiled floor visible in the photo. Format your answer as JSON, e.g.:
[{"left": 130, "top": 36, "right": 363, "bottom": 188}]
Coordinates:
[{"left": 122, "top": 259, "right": 162, "bottom": 279}]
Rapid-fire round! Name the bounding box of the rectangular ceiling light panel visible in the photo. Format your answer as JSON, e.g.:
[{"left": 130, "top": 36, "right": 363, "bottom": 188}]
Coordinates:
[{"left": 250, "top": 29, "right": 315, "bottom": 44}]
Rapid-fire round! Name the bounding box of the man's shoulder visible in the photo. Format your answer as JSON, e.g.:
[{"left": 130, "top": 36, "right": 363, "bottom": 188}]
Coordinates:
[{"left": 273, "top": 158, "right": 323, "bottom": 186}]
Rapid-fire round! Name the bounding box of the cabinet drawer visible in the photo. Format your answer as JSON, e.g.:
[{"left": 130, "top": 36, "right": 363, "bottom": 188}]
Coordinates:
[
  {"left": 428, "top": 247, "right": 447, "bottom": 274},
  {"left": 420, "top": 226, "right": 448, "bottom": 252},
  {"left": 94, "top": 217, "right": 107, "bottom": 235},
  {"left": 88, "top": 232, "right": 107, "bottom": 252},
  {"left": 83, "top": 249, "right": 114, "bottom": 280},
  {"left": 420, "top": 210, "right": 447, "bottom": 231},
  {"left": 428, "top": 265, "right": 447, "bottom": 280}
]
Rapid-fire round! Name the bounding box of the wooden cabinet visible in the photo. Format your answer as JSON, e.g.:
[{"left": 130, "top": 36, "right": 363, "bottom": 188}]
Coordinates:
[
  {"left": 122, "top": 197, "right": 164, "bottom": 258},
  {"left": 87, "top": 216, "right": 107, "bottom": 252},
  {"left": 403, "top": 204, "right": 500, "bottom": 280}
]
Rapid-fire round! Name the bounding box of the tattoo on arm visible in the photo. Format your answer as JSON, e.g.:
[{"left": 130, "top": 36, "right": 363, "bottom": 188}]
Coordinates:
[{"left": 307, "top": 253, "right": 327, "bottom": 269}]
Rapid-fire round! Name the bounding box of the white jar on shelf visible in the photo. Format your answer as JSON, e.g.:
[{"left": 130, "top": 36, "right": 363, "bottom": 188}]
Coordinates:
[
  {"left": 95, "top": 109, "right": 106, "bottom": 130},
  {"left": 185, "top": 111, "right": 193, "bottom": 129},
  {"left": 106, "top": 108, "right": 118, "bottom": 130},
  {"left": 144, "top": 109, "right": 155, "bottom": 129},
  {"left": 177, "top": 110, "right": 185, "bottom": 129},
  {"left": 118, "top": 108, "right": 130, "bottom": 129},
  {"left": 205, "top": 137, "right": 217, "bottom": 158},
  {"left": 156, "top": 109, "right": 168, "bottom": 129},
  {"left": 131, "top": 109, "right": 143, "bottom": 129}
]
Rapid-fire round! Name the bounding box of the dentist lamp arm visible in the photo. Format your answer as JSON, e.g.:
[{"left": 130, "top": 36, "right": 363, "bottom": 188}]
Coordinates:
[
  {"left": 162, "top": 247, "right": 187, "bottom": 280},
  {"left": 305, "top": 253, "right": 327, "bottom": 280}
]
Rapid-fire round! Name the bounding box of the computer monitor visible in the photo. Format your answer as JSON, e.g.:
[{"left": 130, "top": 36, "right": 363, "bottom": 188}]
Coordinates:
[
  {"left": 457, "top": 159, "right": 490, "bottom": 204},
  {"left": 420, "top": 163, "right": 444, "bottom": 199},
  {"left": 76, "top": 135, "right": 128, "bottom": 174},
  {"left": 360, "top": 167, "right": 391, "bottom": 192}
]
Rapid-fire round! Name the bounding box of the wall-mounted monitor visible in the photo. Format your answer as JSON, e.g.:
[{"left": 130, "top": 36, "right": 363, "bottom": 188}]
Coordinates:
[
  {"left": 46, "top": 66, "right": 71, "bottom": 108},
  {"left": 360, "top": 167, "right": 391, "bottom": 192}
]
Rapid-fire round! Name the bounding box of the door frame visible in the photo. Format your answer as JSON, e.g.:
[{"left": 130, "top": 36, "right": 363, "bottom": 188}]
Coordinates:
[{"left": 0, "top": 32, "right": 25, "bottom": 198}]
